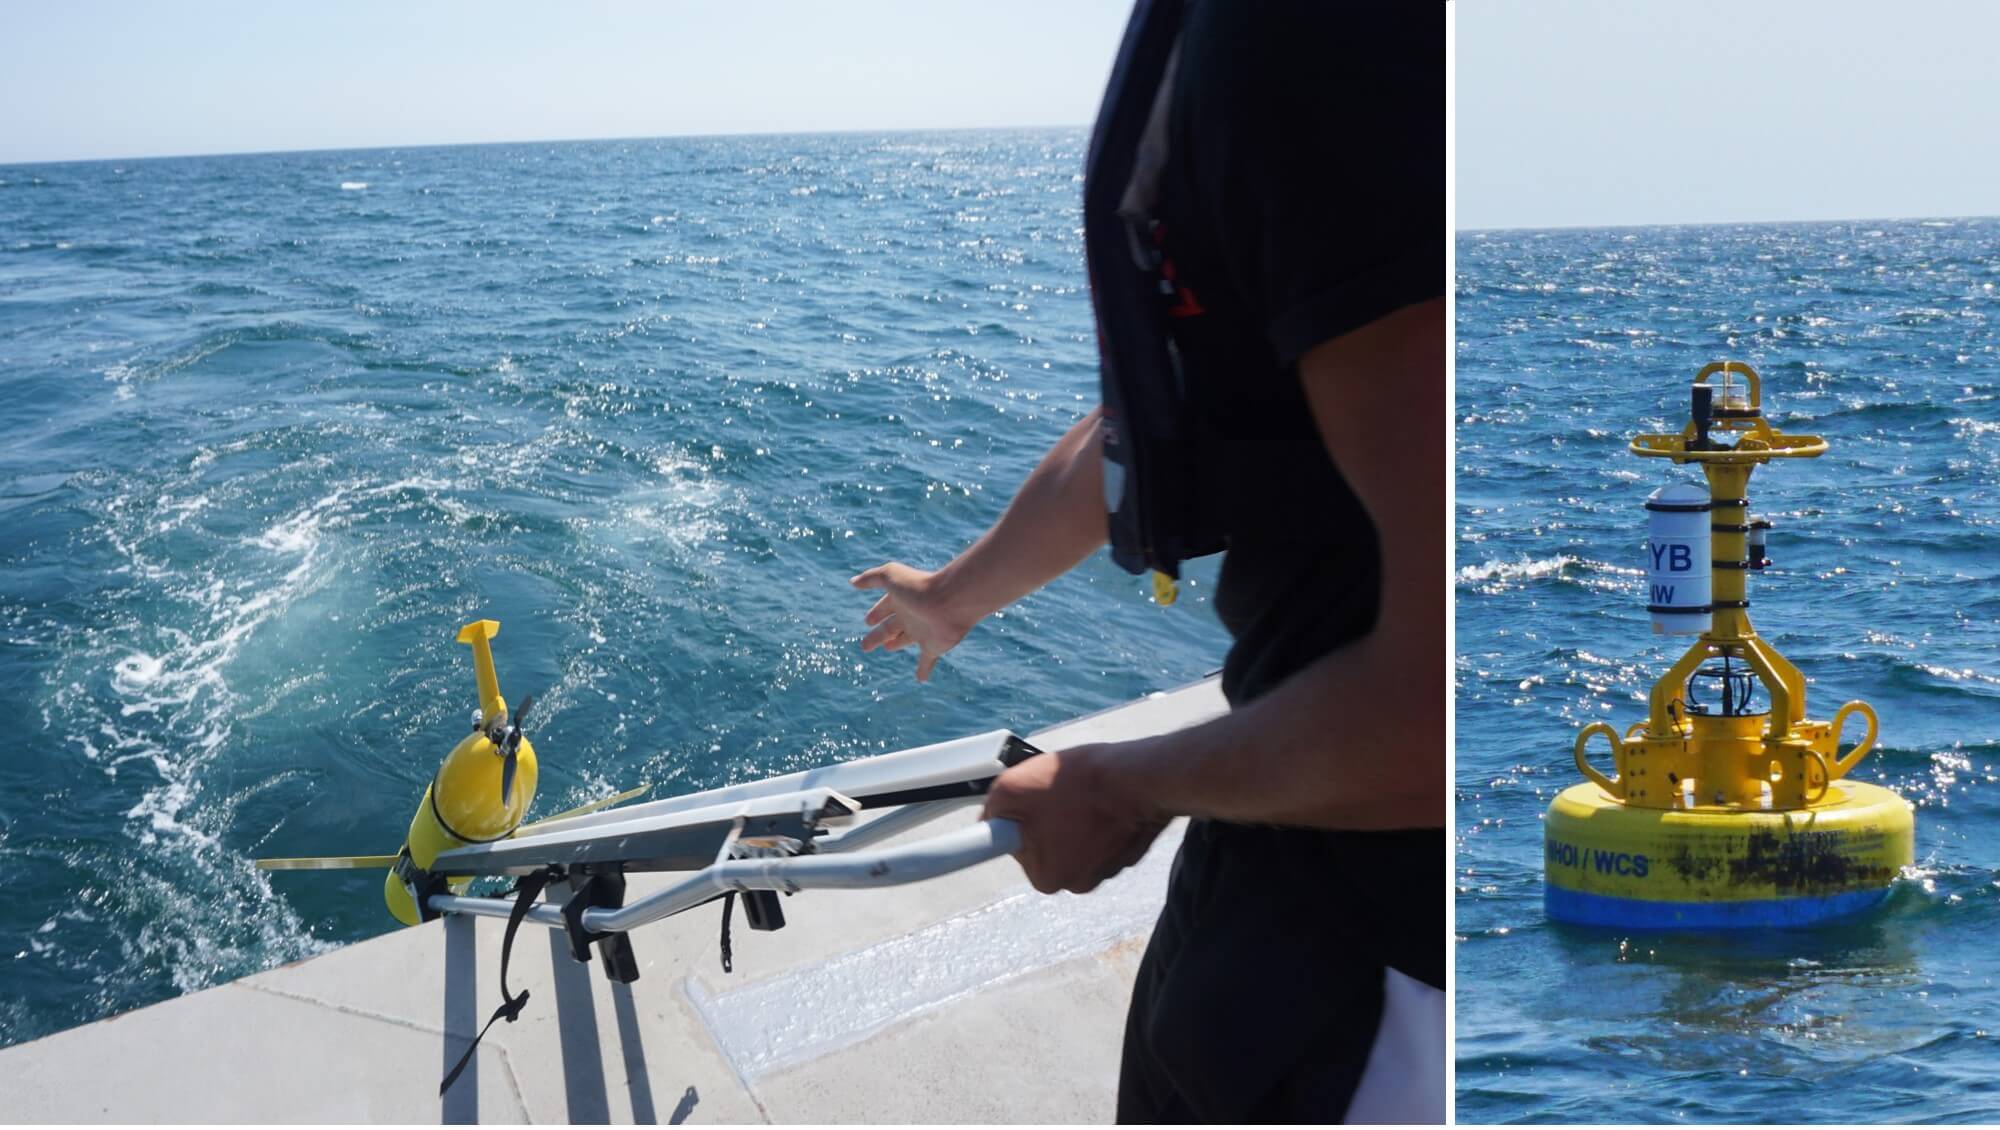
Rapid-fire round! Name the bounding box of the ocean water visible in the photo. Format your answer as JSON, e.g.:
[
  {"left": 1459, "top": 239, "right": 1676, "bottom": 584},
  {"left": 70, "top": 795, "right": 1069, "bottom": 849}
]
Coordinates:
[
  {"left": 1456, "top": 221, "right": 2000, "bottom": 1122},
  {"left": 0, "top": 129, "right": 1231, "bottom": 1049}
]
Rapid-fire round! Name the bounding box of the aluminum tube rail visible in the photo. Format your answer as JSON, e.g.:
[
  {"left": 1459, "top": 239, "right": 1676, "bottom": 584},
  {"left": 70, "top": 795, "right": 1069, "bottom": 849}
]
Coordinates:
[
  {"left": 504, "top": 729, "right": 1024, "bottom": 839},
  {"left": 577, "top": 819, "right": 1023, "bottom": 936},
  {"left": 818, "top": 797, "right": 978, "bottom": 855},
  {"left": 426, "top": 894, "right": 567, "bottom": 928},
  {"left": 426, "top": 819, "right": 1023, "bottom": 935},
  {"left": 431, "top": 787, "right": 855, "bottom": 876}
]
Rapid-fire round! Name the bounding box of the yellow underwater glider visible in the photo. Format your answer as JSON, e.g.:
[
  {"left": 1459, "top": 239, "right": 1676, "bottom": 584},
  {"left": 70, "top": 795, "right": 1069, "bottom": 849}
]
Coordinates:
[{"left": 256, "top": 619, "right": 648, "bottom": 925}]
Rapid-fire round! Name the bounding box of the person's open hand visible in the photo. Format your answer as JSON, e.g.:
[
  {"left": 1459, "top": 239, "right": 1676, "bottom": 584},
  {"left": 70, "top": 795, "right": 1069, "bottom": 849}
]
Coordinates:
[
  {"left": 982, "top": 742, "right": 1167, "bottom": 895},
  {"left": 851, "top": 562, "right": 977, "bottom": 683}
]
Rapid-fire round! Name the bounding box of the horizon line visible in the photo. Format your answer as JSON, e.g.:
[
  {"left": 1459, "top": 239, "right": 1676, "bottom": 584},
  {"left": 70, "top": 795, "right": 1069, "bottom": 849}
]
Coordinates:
[
  {"left": 0, "top": 120, "right": 1094, "bottom": 172},
  {"left": 1456, "top": 213, "right": 1997, "bottom": 235}
]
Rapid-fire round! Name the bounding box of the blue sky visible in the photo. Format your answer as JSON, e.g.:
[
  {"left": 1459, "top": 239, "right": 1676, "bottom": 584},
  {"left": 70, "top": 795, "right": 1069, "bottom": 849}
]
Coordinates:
[
  {"left": 0, "top": 0, "right": 1132, "bottom": 165},
  {"left": 1458, "top": 0, "right": 2000, "bottom": 229}
]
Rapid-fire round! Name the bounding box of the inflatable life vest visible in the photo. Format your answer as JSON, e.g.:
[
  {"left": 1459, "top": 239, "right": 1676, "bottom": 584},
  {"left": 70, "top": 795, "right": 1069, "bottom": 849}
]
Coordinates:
[{"left": 1085, "top": 0, "right": 1226, "bottom": 592}]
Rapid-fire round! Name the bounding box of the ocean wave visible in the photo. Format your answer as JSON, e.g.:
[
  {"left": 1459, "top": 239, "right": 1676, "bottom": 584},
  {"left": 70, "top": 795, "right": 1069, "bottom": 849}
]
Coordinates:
[
  {"left": 101, "top": 320, "right": 377, "bottom": 395},
  {"left": 1911, "top": 663, "right": 2000, "bottom": 691},
  {"left": 1458, "top": 554, "right": 1577, "bottom": 585},
  {"left": 1779, "top": 399, "right": 1954, "bottom": 428},
  {"left": 1456, "top": 554, "right": 1642, "bottom": 593}
]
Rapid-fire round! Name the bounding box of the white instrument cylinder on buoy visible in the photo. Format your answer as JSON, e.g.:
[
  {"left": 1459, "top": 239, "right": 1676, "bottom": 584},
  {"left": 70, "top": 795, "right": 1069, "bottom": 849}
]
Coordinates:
[{"left": 1644, "top": 482, "right": 1712, "bottom": 635}]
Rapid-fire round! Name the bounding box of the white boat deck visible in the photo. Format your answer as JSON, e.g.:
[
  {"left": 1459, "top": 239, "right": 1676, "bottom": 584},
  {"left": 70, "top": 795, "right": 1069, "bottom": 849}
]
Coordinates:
[{"left": 0, "top": 677, "right": 1227, "bottom": 1123}]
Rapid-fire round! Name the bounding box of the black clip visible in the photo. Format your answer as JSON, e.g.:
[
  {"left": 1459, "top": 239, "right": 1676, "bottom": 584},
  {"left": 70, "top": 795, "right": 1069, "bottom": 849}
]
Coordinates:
[
  {"left": 742, "top": 889, "right": 785, "bottom": 932},
  {"left": 393, "top": 848, "right": 451, "bottom": 924},
  {"left": 716, "top": 887, "right": 787, "bottom": 975},
  {"left": 560, "top": 869, "right": 640, "bottom": 984}
]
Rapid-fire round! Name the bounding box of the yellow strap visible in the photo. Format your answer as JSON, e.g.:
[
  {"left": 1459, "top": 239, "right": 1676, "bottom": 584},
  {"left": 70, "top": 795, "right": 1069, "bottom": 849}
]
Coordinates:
[
  {"left": 1150, "top": 570, "right": 1178, "bottom": 606},
  {"left": 513, "top": 784, "right": 651, "bottom": 835},
  {"left": 256, "top": 854, "right": 399, "bottom": 871}
]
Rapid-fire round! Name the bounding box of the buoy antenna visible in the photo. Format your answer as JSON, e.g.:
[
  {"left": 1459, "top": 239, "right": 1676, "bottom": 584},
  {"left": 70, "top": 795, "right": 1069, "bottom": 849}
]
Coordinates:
[{"left": 1690, "top": 382, "right": 1717, "bottom": 451}]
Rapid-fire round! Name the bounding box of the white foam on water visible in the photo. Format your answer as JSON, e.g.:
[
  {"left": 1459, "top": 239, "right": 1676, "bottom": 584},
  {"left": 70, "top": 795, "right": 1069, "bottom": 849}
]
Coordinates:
[
  {"left": 111, "top": 652, "right": 164, "bottom": 694},
  {"left": 1457, "top": 554, "right": 1577, "bottom": 586},
  {"left": 614, "top": 489, "right": 725, "bottom": 553},
  {"left": 339, "top": 181, "right": 368, "bottom": 191},
  {"left": 99, "top": 338, "right": 232, "bottom": 400},
  {"left": 189, "top": 435, "right": 260, "bottom": 471},
  {"left": 572, "top": 444, "right": 733, "bottom": 562},
  {"left": 249, "top": 508, "right": 321, "bottom": 554},
  {"left": 43, "top": 473, "right": 484, "bottom": 1003}
]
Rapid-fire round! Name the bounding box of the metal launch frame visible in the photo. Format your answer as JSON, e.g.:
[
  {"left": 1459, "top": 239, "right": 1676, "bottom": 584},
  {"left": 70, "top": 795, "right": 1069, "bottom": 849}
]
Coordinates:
[{"left": 415, "top": 729, "right": 1041, "bottom": 980}]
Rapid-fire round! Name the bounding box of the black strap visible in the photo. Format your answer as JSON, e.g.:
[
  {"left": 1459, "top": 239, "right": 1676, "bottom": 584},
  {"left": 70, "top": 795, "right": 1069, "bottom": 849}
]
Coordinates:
[
  {"left": 719, "top": 890, "right": 736, "bottom": 974},
  {"left": 428, "top": 771, "right": 517, "bottom": 845},
  {"left": 440, "top": 867, "right": 556, "bottom": 1096}
]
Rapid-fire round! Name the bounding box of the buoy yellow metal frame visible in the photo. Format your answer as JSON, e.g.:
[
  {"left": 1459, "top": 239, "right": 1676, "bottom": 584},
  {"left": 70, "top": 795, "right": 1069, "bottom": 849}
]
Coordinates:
[{"left": 1546, "top": 362, "right": 1915, "bottom": 928}]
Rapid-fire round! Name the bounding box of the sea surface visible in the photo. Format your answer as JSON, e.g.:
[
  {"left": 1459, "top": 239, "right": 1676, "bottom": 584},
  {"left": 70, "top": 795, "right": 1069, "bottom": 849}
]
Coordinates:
[
  {"left": 1456, "top": 220, "right": 2000, "bottom": 1122},
  {"left": 0, "top": 129, "right": 1231, "bottom": 1049}
]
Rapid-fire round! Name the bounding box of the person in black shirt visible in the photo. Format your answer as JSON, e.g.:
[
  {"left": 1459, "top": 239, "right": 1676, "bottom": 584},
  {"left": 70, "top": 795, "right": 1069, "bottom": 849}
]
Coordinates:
[{"left": 852, "top": 1, "right": 1443, "bottom": 1121}]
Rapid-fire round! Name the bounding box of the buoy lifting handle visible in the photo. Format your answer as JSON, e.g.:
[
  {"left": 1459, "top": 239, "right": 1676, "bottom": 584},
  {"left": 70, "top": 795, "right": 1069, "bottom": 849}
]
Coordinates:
[
  {"left": 1573, "top": 723, "right": 1625, "bottom": 800},
  {"left": 1695, "top": 361, "right": 1762, "bottom": 410},
  {"left": 1826, "top": 700, "right": 1879, "bottom": 780}
]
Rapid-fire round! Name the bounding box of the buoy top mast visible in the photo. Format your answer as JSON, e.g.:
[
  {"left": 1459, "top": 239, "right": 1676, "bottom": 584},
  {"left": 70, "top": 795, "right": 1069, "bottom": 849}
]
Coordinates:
[{"left": 1576, "top": 362, "right": 1879, "bottom": 813}]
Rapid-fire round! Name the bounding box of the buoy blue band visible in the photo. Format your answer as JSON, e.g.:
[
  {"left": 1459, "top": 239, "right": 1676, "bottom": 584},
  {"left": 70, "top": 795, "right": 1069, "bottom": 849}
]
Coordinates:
[{"left": 1545, "top": 885, "right": 1890, "bottom": 930}]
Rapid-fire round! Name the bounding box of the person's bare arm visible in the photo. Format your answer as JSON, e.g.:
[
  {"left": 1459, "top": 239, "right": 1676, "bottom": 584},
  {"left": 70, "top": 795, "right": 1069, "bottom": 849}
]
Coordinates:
[
  {"left": 852, "top": 407, "right": 1106, "bottom": 681},
  {"left": 984, "top": 298, "right": 1444, "bottom": 892}
]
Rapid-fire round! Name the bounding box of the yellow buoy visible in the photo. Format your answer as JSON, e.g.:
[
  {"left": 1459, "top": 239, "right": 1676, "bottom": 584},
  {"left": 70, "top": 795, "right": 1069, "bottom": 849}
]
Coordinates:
[{"left": 1545, "top": 362, "right": 1915, "bottom": 928}]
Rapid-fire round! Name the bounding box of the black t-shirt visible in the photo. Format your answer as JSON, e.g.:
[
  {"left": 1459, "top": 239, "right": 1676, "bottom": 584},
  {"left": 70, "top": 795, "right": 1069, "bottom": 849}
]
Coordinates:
[
  {"left": 1114, "top": 4, "right": 1441, "bottom": 1114},
  {"left": 1148, "top": 0, "right": 1442, "bottom": 987},
  {"left": 1157, "top": 0, "right": 1442, "bottom": 705}
]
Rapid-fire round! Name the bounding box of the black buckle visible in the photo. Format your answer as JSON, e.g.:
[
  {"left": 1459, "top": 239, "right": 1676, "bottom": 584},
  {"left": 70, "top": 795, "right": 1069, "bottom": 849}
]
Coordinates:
[
  {"left": 559, "top": 869, "right": 640, "bottom": 984},
  {"left": 393, "top": 849, "right": 450, "bottom": 924}
]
